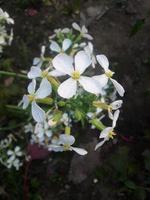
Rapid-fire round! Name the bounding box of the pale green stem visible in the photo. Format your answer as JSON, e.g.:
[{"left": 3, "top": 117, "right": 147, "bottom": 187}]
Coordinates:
[{"left": 0, "top": 70, "right": 27, "bottom": 79}]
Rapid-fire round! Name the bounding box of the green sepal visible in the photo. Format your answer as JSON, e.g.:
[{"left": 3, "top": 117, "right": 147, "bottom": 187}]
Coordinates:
[
  {"left": 36, "top": 97, "right": 53, "bottom": 105},
  {"left": 90, "top": 118, "right": 106, "bottom": 131}
]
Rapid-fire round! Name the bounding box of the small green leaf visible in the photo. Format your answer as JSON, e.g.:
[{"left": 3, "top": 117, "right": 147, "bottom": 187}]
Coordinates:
[
  {"left": 130, "top": 19, "right": 145, "bottom": 37},
  {"left": 125, "top": 180, "right": 136, "bottom": 190}
]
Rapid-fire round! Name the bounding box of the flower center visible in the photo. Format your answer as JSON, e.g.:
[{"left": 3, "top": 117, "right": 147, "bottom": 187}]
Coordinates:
[
  {"left": 105, "top": 70, "right": 114, "bottom": 78},
  {"left": 28, "top": 95, "right": 36, "bottom": 102},
  {"left": 63, "top": 144, "right": 70, "bottom": 150},
  {"left": 41, "top": 70, "right": 49, "bottom": 78},
  {"left": 108, "top": 131, "right": 116, "bottom": 139},
  {"left": 71, "top": 70, "right": 80, "bottom": 80}
]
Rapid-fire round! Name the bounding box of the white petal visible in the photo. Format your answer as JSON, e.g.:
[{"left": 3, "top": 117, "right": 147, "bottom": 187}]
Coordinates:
[
  {"left": 46, "top": 130, "right": 52, "bottom": 137},
  {"left": 59, "top": 134, "right": 75, "bottom": 146},
  {"left": 28, "top": 67, "right": 41, "bottom": 79},
  {"left": 108, "top": 110, "right": 114, "bottom": 120},
  {"left": 83, "top": 33, "right": 93, "bottom": 40},
  {"left": 95, "top": 140, "right": 106, "bottom": 150},
  {"left": 82, "top": 25, "right": 88, "bottom": 33},
  {"left": 22, "top": 95, "right": 29, "bottom": 109},
  {"left": 58, "top": 78, "right": 77, "bottom": 99},
  {"left": 16, "top": 151, "right": 23, "bottom": 157},
  {"left": 71, "top": 147, "right": 88, "bottom": 155},
  {"left": 50, "top": 41, "right": 61, "bottom": 53},
  {"left": 72, "top": 22, "right": 81, "bottom": 31},
  {"left": 110, "top": 100, "right": 123, "bottom": 110},
  {"left": 62, "top": 39, "right": 72, "bottom": 51},
  {"left": 36, "top": 78, "right": 52, "bottom": 99},
  {"left": 61, "top": 28, "right": 70, "bottom": 33},
  {"left": 52, "top": 53, "right": 74, "bottom": 75},
  {"left": 112, "top": 110, "right": 120, "bottom": 128},
  {"left": 88, "top": 42, "right": 93, "bottom": 52},
  {"left": 27, "top": 79, "right": 36, "bottom": 94},
  {"left": 49, "top": 70, "right": 66, "bottom": 77},
  {"left": 100, "top": 127, "right": 113, "bottom": 139},
  {"left": 75, "top": 51, "right": 91, "bottom": 74},
  {"left": 48, "top": 145, "right": 64, "bottom": 152},
  {"left": 15, "top": 146, "right": 20, "bottom": 152},
  {"left": 110, "top": 78, "right": 125, "bottom": 97},
  {"left": 33, "top": 57, "right": 42, "bottom": 68},
  {"left": 96, "top": 55, "right": 109, "bottom": 71},
  {"left": 92, "top": 74, "right": 108, "bottom": 88},
  {"left": 79, "top": 76, "right": 101, "bottom": 94},
  {"left": 31, "top": 101, "right": 45, "bottom": 122},
  {"left": 7, "top": 150, "right": 13, "bottom": 156}
]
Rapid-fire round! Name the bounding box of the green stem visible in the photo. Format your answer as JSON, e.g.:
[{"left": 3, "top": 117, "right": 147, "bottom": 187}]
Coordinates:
[{"left": 0, "top": 70, "right": 27, "bottom": 79}]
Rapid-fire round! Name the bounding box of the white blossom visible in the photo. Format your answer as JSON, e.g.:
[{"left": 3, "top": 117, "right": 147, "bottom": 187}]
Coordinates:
[
  {"left": 22, "top": 79, "right": 51, "bottom": 122},
  {"left": 0, "top": 8, "right": 14, "bottom": 24},
  {"left": 50, "top": 39, "right": 72, "bottom": 53},
  {"left": 72, "top": 22, "right": 93, "bottom": 40},
  {"left": 93, "top": 55, "right": 125, "bottom": 96},
  {"left": 61, "top": 113, "right": 71, "bottom": 126},
  {"left": 52, "top": 51, "right": 101, "bottom": 98},
  {"left": 95, "top": 110, "right": 120, "bottom": 150},
  {"left": 48, "top": 134, "right": 87, "bottom": 155},
  {"left": 84, "top": 42, "right": 96, "bottom": 68},
  {"left": 7, "top": 146, "right": 23, "bottom": 170},
  {"left": 34, "top": 121, "right": 52, "bottom": 143}
]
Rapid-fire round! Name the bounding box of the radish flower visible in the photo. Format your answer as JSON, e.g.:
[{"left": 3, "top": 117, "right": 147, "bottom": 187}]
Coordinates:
[
  {"left": 52, "top": 50, "right": 101, "bottom": 98},
  {"left": 95, "top": 110, "right": 120, "bottom": 150},
  {"left": 93, "top": 55, "right": 125, "bottom": 96},
  {"left": 50, "top": 39, "right": 72, "bottom": 53},
  {"left": 22, "top": 79, "right": 51, "bottom": 122},
  {"left": 72, "top": 22, "right": 93, "bottom": 40},
  {"left": 48, "top": 134, "right": 87, "bottom": 155}
]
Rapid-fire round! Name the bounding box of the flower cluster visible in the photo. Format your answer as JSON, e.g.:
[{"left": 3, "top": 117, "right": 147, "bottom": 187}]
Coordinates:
[
  {"left": 0, "top": 135, "right": 24, "bottom": 170},
  {"left": 0, "top": 8, "right": 14, "bottom": 53},
  {"left": 22, "top": 22, "right": 125, "bottom": 155}
]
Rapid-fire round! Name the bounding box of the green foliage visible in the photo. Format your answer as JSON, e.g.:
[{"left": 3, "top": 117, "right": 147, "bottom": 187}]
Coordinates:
[
  {"left": 94, "top": 146, "right": 149, "bottom": 200},
  {"left": 130, "top": 19, "right": 145, "bottom": 37}
]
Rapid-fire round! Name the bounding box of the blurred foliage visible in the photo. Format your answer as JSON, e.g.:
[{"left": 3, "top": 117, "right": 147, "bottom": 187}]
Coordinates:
[
  {"left": 130, "top": 19, "right": 145, "bottom": 37},
  {"left": 94, "top": 145, "right": 150, "bottom": 200}
]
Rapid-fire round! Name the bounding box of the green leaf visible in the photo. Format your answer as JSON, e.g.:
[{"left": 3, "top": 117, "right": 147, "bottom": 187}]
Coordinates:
[
  {"left": 125, "top": 180, "right": 136, "bottom": 190},
  {"left": 130, "top": 19, "right": 145, "bottom": 37}
]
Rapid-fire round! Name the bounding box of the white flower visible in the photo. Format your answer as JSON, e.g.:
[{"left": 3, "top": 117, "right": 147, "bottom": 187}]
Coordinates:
[
  {"left": 22, "top": 79, "right": 51, "bottom": 122},
  {"left": 34, "top": 122, "right": 52, "bottom": 142},
  {"left": 7, "top": 146, "right": 23, "bottom": 170},
  {"left": 93, "top": 55, "right": 125, "bottom": 96},
  {"left": 49, "top": 28, "right": 70, "bottom": 39},
  {"left": 95, "top": 110, "right": 120, "bottom": 150},
  {"left": 48, "top": 134, "right": 87, "bottom": 155},
  {"left": 84, "top": 42, "right": 96, "bottom": 68},
  {"left": 31, "top": 45, "right": 45, "bottom": 69},
  {"left": 61, "top": 113, "right": 71, "bottom": 126},
  {"left": 0, "top": 9, "right": 14, "bottom": 24},
  {"left": 52, "top": 51, "right": 101, "bottom": 98},
  {"left": 108, "top": 100, "right": 123, "bottom": 120},
  {"left": 72, "top": 22, "right": 93, "bottom": 40},
  {"left": 24, "top": 123, "right": 34, "bottom": 133},
  {"left": 50, "top": 39, "right": 72, "bottom": 53}
]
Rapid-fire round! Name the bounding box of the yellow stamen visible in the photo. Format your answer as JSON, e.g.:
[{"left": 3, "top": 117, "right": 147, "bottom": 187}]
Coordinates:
[
  {"left": 108, "top": 131, "right": 116, "bottom": 139},
  {"left": 28, "top": 95, "right": 36, "bottom": 102},
  {"left": 105, "top": 70, "right": 114, "bottom": 78},
  {"left": 71, "top": 70, "right": 80, "bottom": 80},
  {"left": 63, "top": 144, "right": 70, "bottom": 151},
  {"left": 41, "top": 70, "right": 49, "bottom": 78}
]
